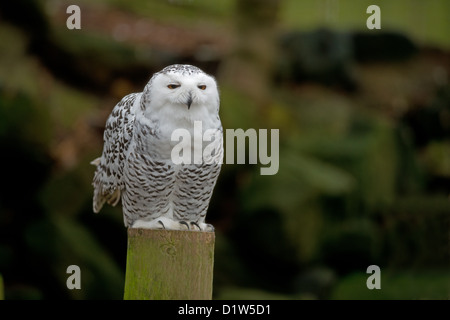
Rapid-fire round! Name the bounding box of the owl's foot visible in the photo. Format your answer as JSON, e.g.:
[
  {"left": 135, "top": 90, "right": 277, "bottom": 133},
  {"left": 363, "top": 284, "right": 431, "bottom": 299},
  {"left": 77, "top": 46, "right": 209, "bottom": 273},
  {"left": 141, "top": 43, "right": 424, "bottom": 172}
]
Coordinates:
[
  {"left": 181, "top": 221, "right": 214, "bottom": 232},
  {"left": 131, "top": 217, "right": 179, "bottom": 230},
  {"left": 199, "top": 222, "right": 214, "bottom": 232},
  {"left": 131, "top": 218, "right": 214, "bottom": 232},
  {"left": 177, "top": 221, "right": 200, "bottom": 231}
]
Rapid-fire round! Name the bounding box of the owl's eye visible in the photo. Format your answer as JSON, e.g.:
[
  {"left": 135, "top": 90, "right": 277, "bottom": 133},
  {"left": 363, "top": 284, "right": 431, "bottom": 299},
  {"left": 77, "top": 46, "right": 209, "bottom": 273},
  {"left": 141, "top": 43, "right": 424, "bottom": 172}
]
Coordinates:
[
  {"left": 167, "top": 84, "right": 180, "bottom": 89},
  {"left": 198, "top": 85, "right": 207, "bottom": 90}
]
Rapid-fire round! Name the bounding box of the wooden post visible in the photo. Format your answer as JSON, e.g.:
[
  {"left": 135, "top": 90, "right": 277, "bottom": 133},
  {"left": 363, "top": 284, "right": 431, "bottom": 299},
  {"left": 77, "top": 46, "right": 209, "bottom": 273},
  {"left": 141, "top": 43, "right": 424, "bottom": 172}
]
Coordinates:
[{"left": 123, "top": 229, "right": 215, "bottom": 300}]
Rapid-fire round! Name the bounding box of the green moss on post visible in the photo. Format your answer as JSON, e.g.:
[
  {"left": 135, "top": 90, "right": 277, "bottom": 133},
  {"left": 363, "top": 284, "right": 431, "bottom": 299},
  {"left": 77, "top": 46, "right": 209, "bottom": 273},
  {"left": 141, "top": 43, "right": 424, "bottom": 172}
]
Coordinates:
[{"left": 124, "top": 229, "right": 215, "bottom": 300}]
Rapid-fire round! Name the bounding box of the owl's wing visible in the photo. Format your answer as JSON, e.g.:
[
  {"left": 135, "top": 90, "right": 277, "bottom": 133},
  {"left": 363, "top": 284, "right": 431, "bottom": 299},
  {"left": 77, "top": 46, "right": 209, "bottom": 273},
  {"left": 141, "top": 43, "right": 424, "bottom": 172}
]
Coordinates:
[{"left": 92, "top": 92, "right": 140, "bottom": 213}]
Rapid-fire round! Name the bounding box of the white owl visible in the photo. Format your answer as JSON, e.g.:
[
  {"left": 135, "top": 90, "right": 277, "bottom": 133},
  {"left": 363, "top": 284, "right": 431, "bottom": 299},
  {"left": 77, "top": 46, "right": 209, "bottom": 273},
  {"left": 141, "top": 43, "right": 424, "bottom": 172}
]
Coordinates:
[{"left": 91, "top": 64, "right": 223, "bottom": 231}]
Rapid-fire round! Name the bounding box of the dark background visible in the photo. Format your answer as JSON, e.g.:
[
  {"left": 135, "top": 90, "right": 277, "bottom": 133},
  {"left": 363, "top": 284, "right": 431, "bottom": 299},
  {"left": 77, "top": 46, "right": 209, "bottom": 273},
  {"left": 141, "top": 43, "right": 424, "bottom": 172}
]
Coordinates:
[{"left": 0, "top": 0, "right": 448, "bottom": 299}]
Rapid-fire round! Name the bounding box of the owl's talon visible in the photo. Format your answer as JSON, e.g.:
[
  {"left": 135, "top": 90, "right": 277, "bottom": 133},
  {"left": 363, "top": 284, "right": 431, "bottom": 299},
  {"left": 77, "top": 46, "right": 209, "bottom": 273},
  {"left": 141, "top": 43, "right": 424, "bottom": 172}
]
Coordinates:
[
  {"left": 179, "top": 221, "right": 189, "bottom": 230},
  {"left": 157, "top": 220, "right": 165, "bottom": 229},
  {"left": 190, "top": 222, "right": 201, "bottom": 230}
]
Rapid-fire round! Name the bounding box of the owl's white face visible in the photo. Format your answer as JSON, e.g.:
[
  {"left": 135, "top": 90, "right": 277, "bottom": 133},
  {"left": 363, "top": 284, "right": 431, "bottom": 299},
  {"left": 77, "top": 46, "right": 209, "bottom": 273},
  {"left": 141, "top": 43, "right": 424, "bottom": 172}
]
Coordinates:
[{"left": 142, "top": 65, "right": 220, "bottom": 125}]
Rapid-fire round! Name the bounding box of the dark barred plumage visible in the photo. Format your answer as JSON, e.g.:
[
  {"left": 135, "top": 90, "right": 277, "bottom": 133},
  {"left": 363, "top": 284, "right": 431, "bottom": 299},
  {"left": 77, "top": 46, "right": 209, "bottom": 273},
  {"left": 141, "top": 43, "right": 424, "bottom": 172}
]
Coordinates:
[{"left": 92, "top": 65, "right": 223, "bottom": 231}]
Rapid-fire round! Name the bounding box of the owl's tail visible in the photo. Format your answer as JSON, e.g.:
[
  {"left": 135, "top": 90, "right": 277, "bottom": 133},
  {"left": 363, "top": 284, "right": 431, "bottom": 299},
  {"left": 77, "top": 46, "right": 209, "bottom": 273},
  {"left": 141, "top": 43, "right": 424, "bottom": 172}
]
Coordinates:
[
  {"left": 93, "top": 189, "right": 105, "bottom": 213},
  {"left": 93, "top": 186, "right": 121, "bottom": 213},
  {"left": 91, "top": 157, "right": 121, "bottom": 213}
]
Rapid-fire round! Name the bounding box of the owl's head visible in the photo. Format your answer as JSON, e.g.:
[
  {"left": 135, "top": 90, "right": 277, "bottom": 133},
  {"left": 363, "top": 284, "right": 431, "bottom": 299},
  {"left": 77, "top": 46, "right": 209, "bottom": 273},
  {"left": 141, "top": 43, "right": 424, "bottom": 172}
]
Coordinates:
[{"left": 141, "top": 64, "right": 219, "bottom": 121}]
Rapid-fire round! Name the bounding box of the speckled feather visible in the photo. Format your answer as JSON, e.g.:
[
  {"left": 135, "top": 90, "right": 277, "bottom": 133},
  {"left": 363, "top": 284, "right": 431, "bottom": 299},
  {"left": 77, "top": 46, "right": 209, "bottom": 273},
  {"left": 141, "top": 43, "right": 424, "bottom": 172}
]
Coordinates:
[{"left": 92, "top": 65, "right": 223, "bottom": 231}]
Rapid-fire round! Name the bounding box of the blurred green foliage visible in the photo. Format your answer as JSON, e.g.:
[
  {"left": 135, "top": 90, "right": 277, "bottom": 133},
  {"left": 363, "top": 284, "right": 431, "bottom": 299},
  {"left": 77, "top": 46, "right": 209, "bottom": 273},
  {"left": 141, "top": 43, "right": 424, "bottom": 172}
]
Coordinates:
[
  {"left": 0, "top": 0, "right": 449, "bottom": 300},
  {"left": 0, "top": 274, "right": 4, "bottom": 300},
  {"left": 332, "top": 270, "right": 450, "bottom": 299}
]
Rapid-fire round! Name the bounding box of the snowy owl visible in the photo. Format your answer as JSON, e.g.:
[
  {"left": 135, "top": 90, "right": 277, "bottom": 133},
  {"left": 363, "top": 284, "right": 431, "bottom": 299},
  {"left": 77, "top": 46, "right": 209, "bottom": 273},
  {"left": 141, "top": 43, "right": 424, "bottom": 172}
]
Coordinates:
[{"left": 91, "top": 64, "right": 223, "bottom": 231}]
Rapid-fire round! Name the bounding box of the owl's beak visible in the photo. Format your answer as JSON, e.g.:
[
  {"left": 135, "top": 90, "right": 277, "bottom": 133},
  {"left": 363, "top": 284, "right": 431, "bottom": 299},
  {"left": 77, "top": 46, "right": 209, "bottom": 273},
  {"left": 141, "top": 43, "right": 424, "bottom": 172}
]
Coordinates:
[{"left": 186, "top": 92, "right": 193, "bottom": 109}]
